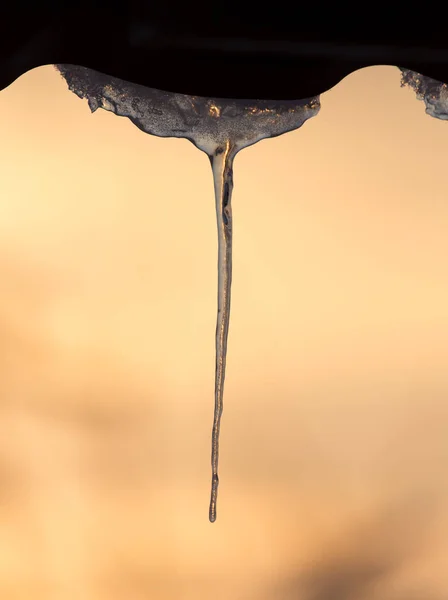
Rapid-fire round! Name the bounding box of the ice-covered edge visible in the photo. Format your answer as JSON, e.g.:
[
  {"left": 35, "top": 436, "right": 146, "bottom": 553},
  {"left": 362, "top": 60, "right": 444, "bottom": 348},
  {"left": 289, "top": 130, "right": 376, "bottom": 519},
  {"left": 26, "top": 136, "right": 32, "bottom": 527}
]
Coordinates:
[
  {"left": 55, "top": 64, "right": 320, "bottom": 154},
  {"left": 400, "top": 68, "right": 448, "bottom": 121}
]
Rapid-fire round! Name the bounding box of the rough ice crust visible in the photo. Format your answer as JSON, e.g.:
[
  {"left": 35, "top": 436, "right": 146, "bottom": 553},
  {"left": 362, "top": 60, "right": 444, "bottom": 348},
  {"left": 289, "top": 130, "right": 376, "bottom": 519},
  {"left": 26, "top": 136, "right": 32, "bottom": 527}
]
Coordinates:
[
  {"left": 400, "top": 68, "right": 448, "bottom": 120},
  {"left": 55, "top": 64, "right": 320, "bottom": 154}
]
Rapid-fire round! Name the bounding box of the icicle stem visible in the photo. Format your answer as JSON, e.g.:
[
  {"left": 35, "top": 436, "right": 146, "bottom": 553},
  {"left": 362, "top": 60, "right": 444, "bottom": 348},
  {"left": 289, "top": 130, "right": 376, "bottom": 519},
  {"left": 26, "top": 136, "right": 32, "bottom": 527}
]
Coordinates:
[{"left": 208, "top": 140, "right": 236, "bottom": 523}]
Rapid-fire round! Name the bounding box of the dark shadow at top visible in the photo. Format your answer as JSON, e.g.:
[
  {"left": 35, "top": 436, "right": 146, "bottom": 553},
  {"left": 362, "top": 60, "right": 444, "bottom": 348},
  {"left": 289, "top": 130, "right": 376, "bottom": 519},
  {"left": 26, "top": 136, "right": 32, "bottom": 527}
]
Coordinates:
[{"left": 3, "top": 2, "right": 448, "bottom": 99}]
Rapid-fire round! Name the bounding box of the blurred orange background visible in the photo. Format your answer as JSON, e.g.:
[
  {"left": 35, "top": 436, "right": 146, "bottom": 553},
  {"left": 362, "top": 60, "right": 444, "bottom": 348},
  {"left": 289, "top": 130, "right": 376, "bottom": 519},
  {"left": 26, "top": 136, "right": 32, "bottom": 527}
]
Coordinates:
[{"left": 0, "top": 64, "right": 447, "bottom": 599}]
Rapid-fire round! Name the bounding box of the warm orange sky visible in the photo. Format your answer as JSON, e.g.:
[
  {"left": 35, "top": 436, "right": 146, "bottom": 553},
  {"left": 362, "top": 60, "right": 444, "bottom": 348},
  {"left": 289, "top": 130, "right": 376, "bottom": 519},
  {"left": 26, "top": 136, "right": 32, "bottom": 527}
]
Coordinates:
[{"left": 0, "top": 64, "right": 447, "bottom": 599}]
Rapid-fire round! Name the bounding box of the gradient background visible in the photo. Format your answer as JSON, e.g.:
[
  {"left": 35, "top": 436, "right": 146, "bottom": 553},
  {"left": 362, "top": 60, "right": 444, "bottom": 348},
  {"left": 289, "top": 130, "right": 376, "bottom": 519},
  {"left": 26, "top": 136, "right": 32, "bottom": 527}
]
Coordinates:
[{"left": 0, "top": 65, "right": 447, "bottom": 599}]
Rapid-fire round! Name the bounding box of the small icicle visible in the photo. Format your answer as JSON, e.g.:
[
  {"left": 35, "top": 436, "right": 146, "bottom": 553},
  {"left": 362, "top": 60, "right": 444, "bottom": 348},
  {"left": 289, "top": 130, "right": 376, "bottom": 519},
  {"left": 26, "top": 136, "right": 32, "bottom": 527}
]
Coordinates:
[{"left": 208, "top": 140, "right": 236, "bottom": 523}]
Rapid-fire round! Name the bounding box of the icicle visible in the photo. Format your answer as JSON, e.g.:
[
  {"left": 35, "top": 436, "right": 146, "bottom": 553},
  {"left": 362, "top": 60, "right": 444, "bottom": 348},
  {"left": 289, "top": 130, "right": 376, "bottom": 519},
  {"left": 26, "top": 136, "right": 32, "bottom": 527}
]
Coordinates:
[{"left": 55, "top": 64, "right": 320, "bottom": 521}]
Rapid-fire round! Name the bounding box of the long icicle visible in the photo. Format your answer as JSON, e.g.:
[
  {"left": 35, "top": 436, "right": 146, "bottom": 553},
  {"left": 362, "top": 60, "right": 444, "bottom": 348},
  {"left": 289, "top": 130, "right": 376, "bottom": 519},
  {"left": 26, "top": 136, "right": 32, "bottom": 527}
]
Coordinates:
[{"left": 209, "top": 140, "right": 236, "bottom": 523}]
